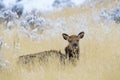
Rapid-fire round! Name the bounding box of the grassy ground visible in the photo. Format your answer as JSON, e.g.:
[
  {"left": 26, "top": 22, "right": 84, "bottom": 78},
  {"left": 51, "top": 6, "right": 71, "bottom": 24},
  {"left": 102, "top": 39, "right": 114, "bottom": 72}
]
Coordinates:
[{"left": 0, "top": 1, "right": 120, "bottom": 80}]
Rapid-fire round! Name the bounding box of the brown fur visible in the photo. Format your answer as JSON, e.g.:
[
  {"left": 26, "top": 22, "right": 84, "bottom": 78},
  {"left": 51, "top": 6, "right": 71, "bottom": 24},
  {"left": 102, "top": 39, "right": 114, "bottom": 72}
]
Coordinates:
[
  {"left": 62, "top": 32, "right": 84, "bottom": 63},
  {"left": 18, "top": 32, "right": 84, "bottom": 65},
  {"left": 18, "top": 50, "right": 65, "bottom": 65}
]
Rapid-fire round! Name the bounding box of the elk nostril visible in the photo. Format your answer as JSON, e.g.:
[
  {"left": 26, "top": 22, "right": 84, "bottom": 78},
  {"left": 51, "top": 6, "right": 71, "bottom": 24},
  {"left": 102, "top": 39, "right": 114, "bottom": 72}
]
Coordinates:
[{"left": 73, "top": 43, "right": 77, "bottom": 47}]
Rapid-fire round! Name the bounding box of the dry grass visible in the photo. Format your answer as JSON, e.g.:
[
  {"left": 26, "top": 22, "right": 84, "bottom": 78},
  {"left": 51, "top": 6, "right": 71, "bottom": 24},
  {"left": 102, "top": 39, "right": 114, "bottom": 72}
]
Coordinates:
[{"left": 0, "top": 1, "right": 120, "bottom": 80}]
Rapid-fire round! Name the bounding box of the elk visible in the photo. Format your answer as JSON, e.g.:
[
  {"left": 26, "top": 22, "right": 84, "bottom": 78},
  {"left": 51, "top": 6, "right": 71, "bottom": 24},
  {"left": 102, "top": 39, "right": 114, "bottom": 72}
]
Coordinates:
[
  {"left": 62, "top": 32, "right": 84, "bottom": 63},
  {"left": 18, "top": 32, "right": 84, "bottom": 65}
]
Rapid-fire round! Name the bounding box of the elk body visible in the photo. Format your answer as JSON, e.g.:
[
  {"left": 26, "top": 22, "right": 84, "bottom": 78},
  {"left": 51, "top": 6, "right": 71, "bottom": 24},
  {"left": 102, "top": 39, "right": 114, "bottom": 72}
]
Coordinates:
[
  {"left": 18, "top": 32, "right": 84, "bottom": 65},
  {"left": 18, "top": 50, "right": 66, "bottom": 65}
]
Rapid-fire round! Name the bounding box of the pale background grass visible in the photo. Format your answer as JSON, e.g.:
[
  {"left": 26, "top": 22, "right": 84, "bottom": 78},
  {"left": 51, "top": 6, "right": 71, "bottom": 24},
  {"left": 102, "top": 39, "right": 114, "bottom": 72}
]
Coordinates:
[{"left": 0, "top": 1, "right": 120, "bottom": 80}]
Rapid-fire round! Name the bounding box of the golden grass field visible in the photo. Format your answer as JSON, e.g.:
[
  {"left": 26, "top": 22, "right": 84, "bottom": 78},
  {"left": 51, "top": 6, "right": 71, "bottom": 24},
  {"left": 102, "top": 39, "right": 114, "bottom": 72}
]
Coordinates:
[{"left": 0, "top": 1, "right": 120, "bottom": 80}]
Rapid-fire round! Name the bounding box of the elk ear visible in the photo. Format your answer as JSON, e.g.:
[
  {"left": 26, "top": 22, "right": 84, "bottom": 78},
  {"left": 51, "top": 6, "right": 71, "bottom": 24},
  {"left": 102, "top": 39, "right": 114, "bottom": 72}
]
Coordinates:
[
  {"left": 62, "top": 33, "right": 69, "bottom": 40},
  {"left": 78, "top": 32, "right": 84, "bottom": 39}
]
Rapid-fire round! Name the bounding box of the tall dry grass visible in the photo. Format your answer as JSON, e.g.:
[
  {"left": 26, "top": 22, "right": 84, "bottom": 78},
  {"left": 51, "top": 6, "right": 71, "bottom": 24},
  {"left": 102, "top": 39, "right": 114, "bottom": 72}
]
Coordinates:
[{"left": 0, "top": 1, "right": 120, "bottom": 80}]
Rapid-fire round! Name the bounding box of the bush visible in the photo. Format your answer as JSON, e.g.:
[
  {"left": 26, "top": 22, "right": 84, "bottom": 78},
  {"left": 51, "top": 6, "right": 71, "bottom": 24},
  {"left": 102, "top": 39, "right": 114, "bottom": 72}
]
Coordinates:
[
  {"left": 12, "top": 3, "right": 23, "bottom": 17},
  {"left": 0, "top": 9, "right": 18, "bottom": 28},
  {"left": 0, "top": 1, "right": 5, "bottom": 10},
  {"left": 100, "top": 7, "right": 120, "bottom": 23},
  {"left": 52, "top": 0, "right": 74, "bottom": 8},
  {"left": 20, "top": 10, "right": 46, "bottom": 30}
]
